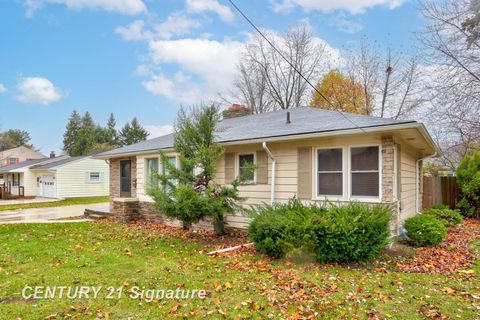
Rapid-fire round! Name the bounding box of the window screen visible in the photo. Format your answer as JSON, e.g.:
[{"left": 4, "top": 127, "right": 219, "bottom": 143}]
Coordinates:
[
  {"left": 351, "top": 146, "right": 379, "bottom": 197},
  {"left": 238, "top": 154, "right": 255, "bottom": 182},
  {"left": 317, "top": 148, "right": 343, "bottom": 196},
  {"left": 146, "top": 158, "right": 159, "bottom": 189}
]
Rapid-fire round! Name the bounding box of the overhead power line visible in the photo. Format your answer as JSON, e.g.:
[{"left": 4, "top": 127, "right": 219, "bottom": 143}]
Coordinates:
[{"left": 226, "top": 0, "right": 367, "bottom": 134}]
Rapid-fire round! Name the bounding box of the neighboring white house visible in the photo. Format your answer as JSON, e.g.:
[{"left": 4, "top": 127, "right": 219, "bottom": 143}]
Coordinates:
[
  {"left": 0, "top": 155, "right": 109, "bottom": 198},
  {"left": 0, "top": 146, "right": 46, "bottom": 167}
]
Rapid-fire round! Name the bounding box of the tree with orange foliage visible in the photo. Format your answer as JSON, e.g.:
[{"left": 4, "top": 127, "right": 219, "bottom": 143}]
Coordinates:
[{"left": 310, "top": 70, "right": 369, "bottom": 115}]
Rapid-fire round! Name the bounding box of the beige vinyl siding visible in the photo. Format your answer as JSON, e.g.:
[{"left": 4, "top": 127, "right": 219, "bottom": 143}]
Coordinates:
[
  {"left": 398, "top": 142, "right": 419, "bottom": 224},
  {"left": 136, "top": 152, "right": 177, "bottom": 203},
  {"left": 219, "top": 134, "right": 384, "bottom": 228},
  {"left": 55, "top": 158, "right": 109, "bottom": 198}
]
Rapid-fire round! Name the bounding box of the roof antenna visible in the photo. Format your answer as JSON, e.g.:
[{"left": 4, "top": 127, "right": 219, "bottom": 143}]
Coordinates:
[{"left": 286, "top": 111, "right": 291, "bottom": 124}]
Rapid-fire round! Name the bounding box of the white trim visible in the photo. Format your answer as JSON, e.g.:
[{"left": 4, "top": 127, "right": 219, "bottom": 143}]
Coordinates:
[
  {"left": 313, "top": 146, "right": 345, "bottom": 201},
  {"left": 236, "top": 152, "right": 256, "bottom": 184},
  {"left": 93, "top": 122, "right": 439, "bottom": 160},
  {"left": 348, "top": 144, "right": 382, "bottom": 203}
]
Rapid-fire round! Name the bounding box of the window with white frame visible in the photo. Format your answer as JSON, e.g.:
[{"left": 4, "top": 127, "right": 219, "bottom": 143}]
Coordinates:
[
  {"left": 145, "top": 158, "right": 159, "bottom": 190},
  {"left": 317, "top": 148, "right": 343, "bottom": 197},
  {"left": 9, "top": 158, "right": 17, "bottom": 165},
  {"left": 87, "top": 172, "right": 102, "bottom": 183},
  {"left": 238, "top": 153, "right": 255, "bottom": 182},
  {"left": 350, "top": 146, "right": 380, "bottom": 198},
  {"left": 162, "top": 156, "right": 177, "bottom": 189}
]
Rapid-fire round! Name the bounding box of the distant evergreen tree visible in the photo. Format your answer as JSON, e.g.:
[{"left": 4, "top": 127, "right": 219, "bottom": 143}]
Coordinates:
[
  {"left": 62, "top": 110, "right": 82, "bottom": 156},
  {"left": 74, "top": 112, "right": 97, "bottom": 156},
  {"left": 104, "top": 113, "right": 119, "bottom": 146},
  {"left": 119, "top": 117, "right": 149, "bottom": 146}
]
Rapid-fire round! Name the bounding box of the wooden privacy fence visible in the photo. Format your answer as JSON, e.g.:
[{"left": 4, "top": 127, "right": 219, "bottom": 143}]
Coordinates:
[{"left": 422, "top": 176, "right": 460, "bottom": 210}]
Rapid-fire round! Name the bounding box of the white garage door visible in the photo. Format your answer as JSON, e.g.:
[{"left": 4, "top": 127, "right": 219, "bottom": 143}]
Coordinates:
[{"left": 41, "top": 175, "right": 56, "bottom": 198}]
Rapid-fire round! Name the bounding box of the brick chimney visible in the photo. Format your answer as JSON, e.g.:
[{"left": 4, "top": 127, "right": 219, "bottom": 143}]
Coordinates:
[
  {"left": 222, "top": 104, "right": 252, "bottom": 119},
  {"left": 50, "top": 151, "right": 55, "bottom": 158}
]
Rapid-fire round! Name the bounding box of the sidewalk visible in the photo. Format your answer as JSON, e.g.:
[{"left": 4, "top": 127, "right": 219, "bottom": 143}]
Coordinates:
[{"left": 0, "top": 203, "right": 109, "bottom": 224}]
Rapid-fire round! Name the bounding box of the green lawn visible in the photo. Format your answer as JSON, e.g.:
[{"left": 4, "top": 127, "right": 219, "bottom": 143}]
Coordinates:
[
  {"left": 0, "top": 196, "right": 108, "bottom": 211},
  {"left": 0, "top": 222, "right": 478, "bottom": 319}
]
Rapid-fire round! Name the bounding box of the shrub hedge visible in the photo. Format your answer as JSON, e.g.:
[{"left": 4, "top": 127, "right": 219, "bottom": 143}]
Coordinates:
[
  {"left": 248, "top": 199, "right": 392, "bottom": 263},
  {"left": 404, "top": 214, "right": 446, "bottom": 247},
  {"left": 423, "top": 208, "right": 463, "bottom": 227},
  {"left": 456, "top": 151, "right": 480, "bottom": 218}
]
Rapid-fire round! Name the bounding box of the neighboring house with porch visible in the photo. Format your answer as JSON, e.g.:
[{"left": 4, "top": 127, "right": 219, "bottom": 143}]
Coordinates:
[
  {"left": 0, "top": 146, "right": 46, "bottom": 184},
  {"left": 94, "top": 107, "right": 438, "bottom": 234},
  {"left": 0, "top": 155, "right": 109, "bottom": 199}
]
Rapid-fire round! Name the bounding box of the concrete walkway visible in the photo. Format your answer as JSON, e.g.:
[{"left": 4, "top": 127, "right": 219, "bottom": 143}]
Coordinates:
[
  {"left": 0, "top": 197, "right": 61, "bottom": 205},
  {"left": 0, "top": 203, "right": 109, "bottom": 224}
]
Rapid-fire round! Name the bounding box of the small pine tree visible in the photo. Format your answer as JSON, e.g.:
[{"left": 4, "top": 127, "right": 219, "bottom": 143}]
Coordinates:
[
  {"left": 149, "top": 105, "right": 243, "bottom": 235},
  {"left": 119, "top": 117, "right": 149, "bottom": 146},
  {"left": 63, "top": 110, "right": 82, "bottom": 156}
]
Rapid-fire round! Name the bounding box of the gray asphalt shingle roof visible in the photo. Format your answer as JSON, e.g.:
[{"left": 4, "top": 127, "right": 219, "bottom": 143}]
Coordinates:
[
  {"left": 0, "top": 158, "right": 49, "bottom": 173},
  {"left": 30, "top": 156, "right": 87, "bottom": 170},
  {"left": 95, "top": 107, "right": 416, "bottom": 158}
]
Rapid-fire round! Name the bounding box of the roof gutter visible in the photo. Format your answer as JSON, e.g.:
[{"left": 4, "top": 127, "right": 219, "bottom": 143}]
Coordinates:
[
  {"left": 262, "top": 142, "right": 276, "bottom": 205},
  {"left": 93, "top": 122, "right": 439, "bottom": 160}
]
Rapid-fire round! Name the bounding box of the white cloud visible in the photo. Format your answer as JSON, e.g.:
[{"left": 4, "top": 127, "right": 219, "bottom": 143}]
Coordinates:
[
  {"left": 329, "top": 14, "right": 363, "bottom": 33},
  {"left": 0, "top": 84, "right": 6, "bottom": 93},
  {"left": 24, "top": 0, "right": 147, "bottom": 17},
  {"left": 140, "top": 31, "right": 342, "bottom": 104},
  {"left": 115, "top": 20, "right": 149, "bottom": 41},
  {"left": 186, "top": 0, "right": 234, "bottom": 22},
  {"left": 155, "top": 12, "right": 201, "bottom": 39},
  {"left": 15, "top": 77, "right": 62, "bottom": 105},
  {"left": 148, "top": 38, "right": 243, "bottom": 89},
  {"left": 142, "top": 72, "right": 207, "bottom": 104},
  {"left": 115, "top": 13, "right": 201, "bottom": 42},
  {"left": 271, "top": 0, "right": 405, "bottom": 14},
  {"left": 144, "top": 124, "right": 174, "bottom": 138}
]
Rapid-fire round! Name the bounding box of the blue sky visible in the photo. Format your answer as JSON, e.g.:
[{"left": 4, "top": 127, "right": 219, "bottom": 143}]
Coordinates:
[{"left": 0, "top": 0, "right": 425, "bottom": 154}]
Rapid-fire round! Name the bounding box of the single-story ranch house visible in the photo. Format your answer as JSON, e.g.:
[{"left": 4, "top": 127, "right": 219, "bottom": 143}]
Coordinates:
[
  {"left": 0, "top": 155, "right": 109, "bottom": 199},
  {"left": 94, "top": 107, "right": 438, "bottom": 234}
]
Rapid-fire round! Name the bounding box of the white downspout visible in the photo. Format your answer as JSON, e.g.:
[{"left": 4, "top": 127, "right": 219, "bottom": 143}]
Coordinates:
[{"left": 262, "top": 142, "right": 276, "bottom": 205}]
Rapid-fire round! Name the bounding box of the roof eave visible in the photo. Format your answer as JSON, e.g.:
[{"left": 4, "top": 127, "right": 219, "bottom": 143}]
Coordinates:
[{"left": 93, "top": 122, "right": 425, "bottom": 159}]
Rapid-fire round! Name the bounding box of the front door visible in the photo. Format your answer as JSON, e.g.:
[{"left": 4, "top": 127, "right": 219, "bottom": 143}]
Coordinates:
[{"left": 120, "top": 160, "right": 132, "bottom": 198}]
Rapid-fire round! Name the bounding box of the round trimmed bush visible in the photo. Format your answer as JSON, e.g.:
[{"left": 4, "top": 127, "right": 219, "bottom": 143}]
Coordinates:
[
  {"left": 404, "top": 214, "right": 447, "bottom": 247},
  {"left": 423, "top": 208, "right": 463, "bottom": 227}
]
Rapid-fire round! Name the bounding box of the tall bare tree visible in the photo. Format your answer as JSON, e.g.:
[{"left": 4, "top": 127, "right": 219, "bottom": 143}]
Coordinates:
[
  {"left": 345, "top": 39, "right": 426, "bottom": 120},
  {"left": 420, "top": 0, "right": 480, "bottom": 168},
  {"left": 233, "top": 25, "right": 328, "bottom": 112}
]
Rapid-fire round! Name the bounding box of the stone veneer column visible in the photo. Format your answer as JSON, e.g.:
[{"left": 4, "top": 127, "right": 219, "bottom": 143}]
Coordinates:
[
  {"left": 109, "top": 159, "right": 120, "bottom": 212},
  {"left": 381, "top": 136, "right": 395, "bottom": 203}
]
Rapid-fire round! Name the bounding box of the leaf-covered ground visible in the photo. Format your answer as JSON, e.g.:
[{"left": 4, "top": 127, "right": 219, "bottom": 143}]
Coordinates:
[{"left": 0, "top": 220, "right": 478, "bottom": 319}]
